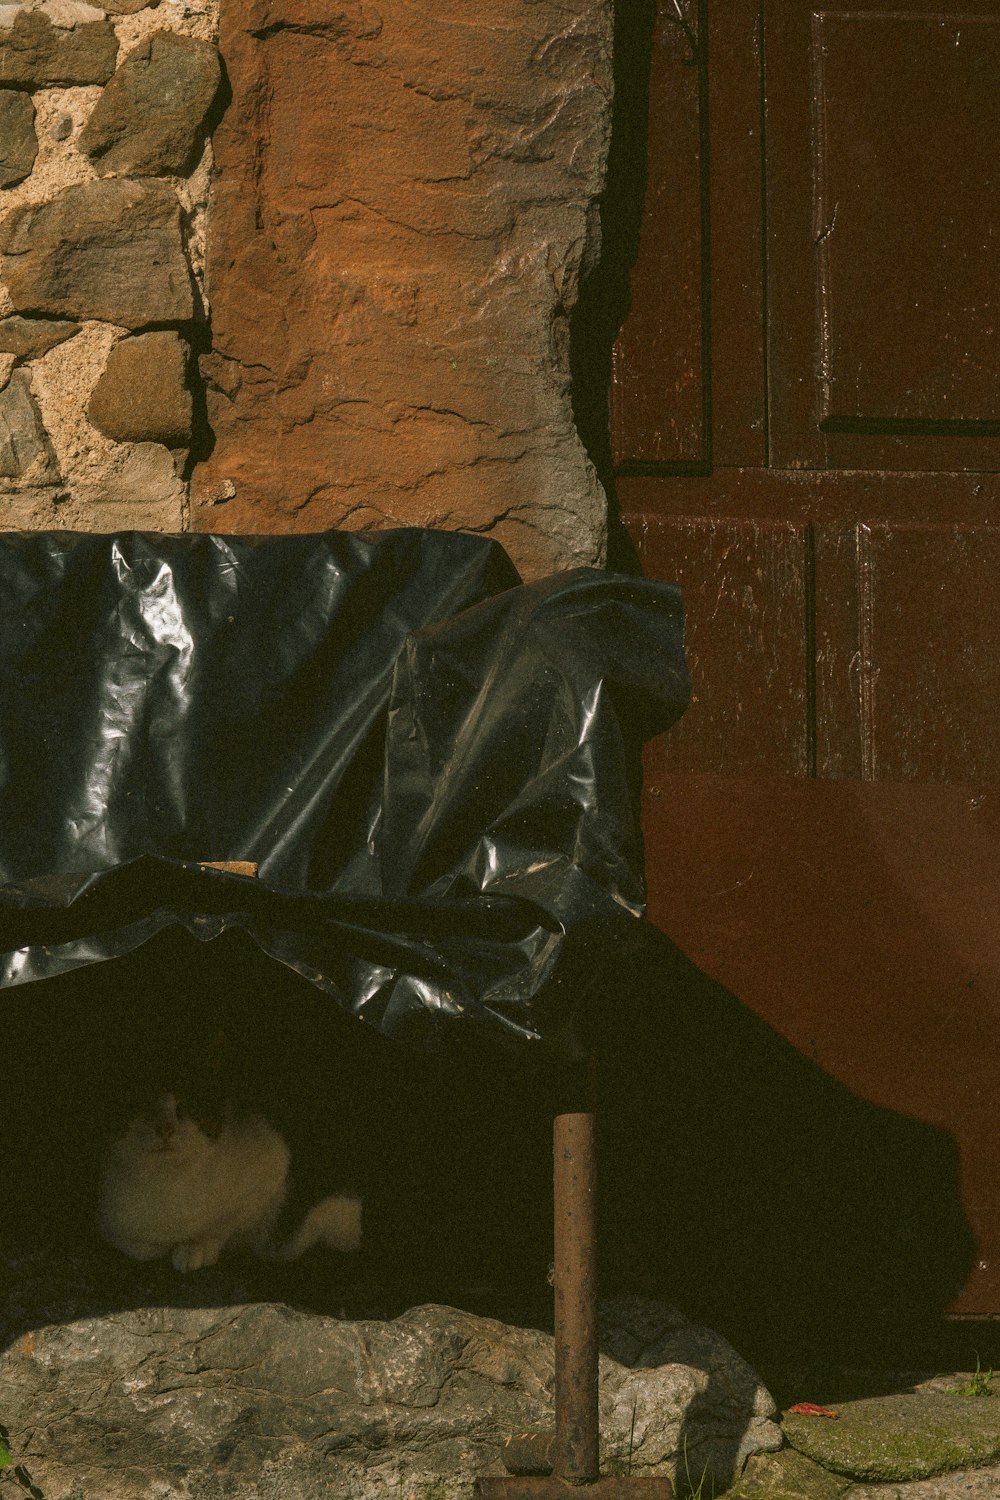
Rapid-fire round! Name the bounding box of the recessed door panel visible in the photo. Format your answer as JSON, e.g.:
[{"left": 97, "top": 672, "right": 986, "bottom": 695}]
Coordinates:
[
  {"left": 631, "top": 515, "right": 810, "bottom": 775},
  {"left": 813, "top": 11, "right": 1000, "bottom": 433},
  {"left": 766, "top": 0, "right": 1000, "bottom": 471}
]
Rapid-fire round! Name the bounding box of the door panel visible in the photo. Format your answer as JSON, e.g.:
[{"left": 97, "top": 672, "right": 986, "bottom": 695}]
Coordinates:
[
  {"left": 610, "top": 4, "right": 706, "bottom": 467},
  {"left": 610, "top": 0, "right": 767, "bottom": 470},
  {"left": 630, "top": 515, "right": 810, "bottom": 775},
  {"left": 640, "top": 769, "right": 1000, "bottom": 1318},
  {"left": 827, "top": 524, "right": 1000, "bottom": 781},
  {"left": 811, "top": 12, "right": 1000, "bottom": 434},
  {"left": 766, "top": 0, "right": 1000, "bottom": 471}
]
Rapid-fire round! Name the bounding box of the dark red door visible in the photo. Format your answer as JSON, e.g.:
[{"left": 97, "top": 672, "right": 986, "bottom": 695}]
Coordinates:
[{"left": 613, "top": 0, "right": 1000, "bottom": 1321}]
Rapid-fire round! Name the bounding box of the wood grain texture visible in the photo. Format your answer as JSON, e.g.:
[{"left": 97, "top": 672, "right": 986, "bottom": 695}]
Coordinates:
[
  {"left": 812, "top": 12, "right": 1000, "bottom": 432},
  {"left": 617, "top": 469, "right": 1000, "bottom": 526},
  {"left": 630, "top": 513, "right": 809, "bottom": 775},
  {"left": 765, "top": 0, "right": 1000, "bottom": 473},
  {"left": 610, "top": 2, "right": 705, "bottom": 467},
  {"left": 850, "top": 524, "right": 1000, "bottom": 782}
]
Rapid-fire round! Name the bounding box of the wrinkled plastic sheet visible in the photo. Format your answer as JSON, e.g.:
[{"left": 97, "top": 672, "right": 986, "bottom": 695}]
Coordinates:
[{"left": 0, "top": 528, "right": 688, "bottom": 1053}]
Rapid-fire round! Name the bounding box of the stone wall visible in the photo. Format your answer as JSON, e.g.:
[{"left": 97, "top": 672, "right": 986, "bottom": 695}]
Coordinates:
[
  {"left": 0, "top": 0, "right": 613, "bottom": 578},
  {"left": 0, "top": 0, "right": 221, "bottom": 530}
]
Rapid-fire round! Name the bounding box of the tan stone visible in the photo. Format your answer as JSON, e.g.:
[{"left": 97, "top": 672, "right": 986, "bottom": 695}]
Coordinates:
[
  {"left": 78, "top": 440, "right": 184, "bottom": 512},
  {"left": 0, "top": 369, "right": 58, "bottom": 480},
  {"left": 87, "top": 330, "right": 192, "bottom": 445},
  {"left": 0, "top": 441, "right": 184, "bottom": 530},
  {"left": 191, "top": 0, "right": 612, "bottom": 578},
  {"left": 0, "top": 315, "right": 78, "bottom": 358}
]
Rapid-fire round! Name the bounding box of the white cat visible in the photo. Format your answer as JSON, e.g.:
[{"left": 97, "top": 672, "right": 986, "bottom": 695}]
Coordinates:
[{"left": 97, "top": 1092, "right": 362, "bottom": 1271}]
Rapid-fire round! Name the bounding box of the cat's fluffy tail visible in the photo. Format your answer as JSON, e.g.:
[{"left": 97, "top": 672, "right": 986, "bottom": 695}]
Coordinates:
[{"left": 275, "top": 1194, "right": 363, "bottom": 1261}]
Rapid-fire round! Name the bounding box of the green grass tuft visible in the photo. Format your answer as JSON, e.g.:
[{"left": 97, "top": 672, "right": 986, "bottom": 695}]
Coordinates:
[{"left": 956, "top": 1355, "right": 994, "bottom": 1398}]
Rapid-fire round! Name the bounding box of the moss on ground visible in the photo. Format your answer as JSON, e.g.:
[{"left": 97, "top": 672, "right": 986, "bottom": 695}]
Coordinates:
[
  {"left": 725, "top": 1446, "right": 851, "bottom": 1499},
  {"left": 780, "top": 1392, "right": 1000, "bottom": 1483}
]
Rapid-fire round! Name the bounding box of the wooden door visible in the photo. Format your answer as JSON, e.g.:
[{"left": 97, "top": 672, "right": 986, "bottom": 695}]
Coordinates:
[{"left": 612, "top": 0, "right": 1000, "bottom": 1333}]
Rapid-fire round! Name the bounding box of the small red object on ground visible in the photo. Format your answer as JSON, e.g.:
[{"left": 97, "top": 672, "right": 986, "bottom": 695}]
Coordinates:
[{"left": 787, "top": 1402, "right": 839, "bottom": 1419}]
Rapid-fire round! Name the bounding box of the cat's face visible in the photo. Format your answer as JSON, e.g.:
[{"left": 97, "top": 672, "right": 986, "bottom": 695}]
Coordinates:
[{"left": 114, "top": 1092, "right": 228, "bottom": 1160}]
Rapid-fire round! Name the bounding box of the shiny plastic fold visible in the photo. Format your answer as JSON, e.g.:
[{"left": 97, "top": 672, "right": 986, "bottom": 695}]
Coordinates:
[{"left": 0, "top": 529, "right": 688, "bottom": 1052}]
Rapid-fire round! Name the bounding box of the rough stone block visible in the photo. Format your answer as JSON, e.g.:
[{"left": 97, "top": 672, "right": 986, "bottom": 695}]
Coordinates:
[
  {"left": 0, "top": 178, "right": 196, "bottom": 328},
  {"left": 0, "top": 314, "right": 78, "bottom": 358},
  {"left": 0, "top": 86, "right": 37, "bottom": 186},
  {"left": 87, "top": 330, "right": 193, "bottom": 445},
  {"left": 0, "top": 1282, "right": 781, "bottom": 1499},
  {"left": 0, "top": 7, "right": 117, "bottom": 87},
  {"left": 0, "top": 368, "right": 58, "bottom": 480},
  {"left": 80, "top": 30, "right": 222, "bottom": 178},
  {"left": 85, "top": 439, "right": 183, "bottom": 510},
  {"left": 190, "top": 0, "right": 613, "bottom": 578}
]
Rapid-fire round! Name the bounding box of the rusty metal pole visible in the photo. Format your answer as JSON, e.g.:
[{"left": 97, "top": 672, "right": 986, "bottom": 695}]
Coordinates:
[
  {"left": 475, "top": 1083, "right": 675, "bottom": 1498},
  {"left": 552, "top": 1108, "right": 599, "bottom": 1483}
]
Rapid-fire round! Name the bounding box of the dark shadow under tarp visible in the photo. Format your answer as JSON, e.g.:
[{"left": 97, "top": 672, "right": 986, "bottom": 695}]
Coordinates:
[
  {"left": 0, "top": 527, "right": 688, "bottom": 1053},
  {"left": 0, "top": 529, "right": 978, "bottom": 1366},
  {"left": 0, "top": 526, "right": 687, "bottom": 1330}
]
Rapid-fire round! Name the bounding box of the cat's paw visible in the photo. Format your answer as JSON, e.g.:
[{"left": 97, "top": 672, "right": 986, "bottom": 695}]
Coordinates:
[{"left": 172, "top": 1239, "right": 222, "bottom": 1272}]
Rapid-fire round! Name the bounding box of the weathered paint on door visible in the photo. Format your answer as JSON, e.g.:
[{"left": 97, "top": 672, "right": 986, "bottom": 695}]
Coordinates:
[{"left": 613, "top": 0, "right": 1000, "bottom": 1319}]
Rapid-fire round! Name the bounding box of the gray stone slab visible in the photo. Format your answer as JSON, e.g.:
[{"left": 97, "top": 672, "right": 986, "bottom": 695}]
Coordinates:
[
  {"left": 782, "top": 1393, "right": 1000, "bottom": 1484},
  {"left": 732, "top": 1446, "right": 853, "bottom": 1499},
  {"left": 846, "top": 1464, "right": 1000, "bottom": 1500}
]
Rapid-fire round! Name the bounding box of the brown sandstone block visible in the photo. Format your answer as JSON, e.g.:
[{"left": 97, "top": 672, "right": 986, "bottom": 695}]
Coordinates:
[
  {"left": 190, "top": 0, "right": 613, "bottom": 578},
  {"left": 0, "top": 9, "right": 117, "bottom": 87},
  {"left": 88, "top": 331, "right": 193, "bottom": 447},
  {"left": 0, "top": 88, "right": 37, "bottom": 187}
]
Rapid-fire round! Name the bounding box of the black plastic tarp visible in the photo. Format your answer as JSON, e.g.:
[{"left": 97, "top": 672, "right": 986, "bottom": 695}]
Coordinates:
[{"left": 0, "top": 528, "right": 688, "bottom": 1053}]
